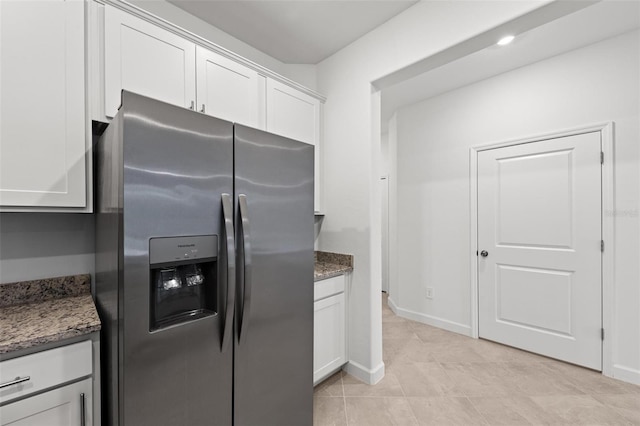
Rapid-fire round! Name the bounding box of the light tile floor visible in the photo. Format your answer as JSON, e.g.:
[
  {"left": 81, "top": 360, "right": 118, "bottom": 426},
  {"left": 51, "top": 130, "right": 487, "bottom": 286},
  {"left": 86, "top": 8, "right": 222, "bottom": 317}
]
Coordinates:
[{"left": 313, "top": 293, "right": 640, "bottom": 425}]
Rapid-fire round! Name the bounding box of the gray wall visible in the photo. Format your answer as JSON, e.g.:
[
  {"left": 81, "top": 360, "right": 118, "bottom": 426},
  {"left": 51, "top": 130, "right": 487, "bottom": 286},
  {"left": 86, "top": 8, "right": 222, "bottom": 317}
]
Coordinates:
[{"left": 0, "top": 213, "right": 95, "bottom": 284}]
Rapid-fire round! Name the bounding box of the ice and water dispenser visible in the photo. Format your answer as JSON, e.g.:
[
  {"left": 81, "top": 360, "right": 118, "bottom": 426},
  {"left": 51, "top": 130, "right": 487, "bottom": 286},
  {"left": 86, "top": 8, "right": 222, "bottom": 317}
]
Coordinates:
[{"left": 149, "top": 235, "right": 217, "bottom": 331}]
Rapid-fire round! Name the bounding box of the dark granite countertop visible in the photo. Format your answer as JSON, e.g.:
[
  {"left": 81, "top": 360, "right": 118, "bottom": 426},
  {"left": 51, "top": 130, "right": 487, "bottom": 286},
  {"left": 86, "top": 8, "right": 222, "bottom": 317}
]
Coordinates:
[
  {"left": 314, "top": 251, "right": 353, "bottom": 281},
  {"left": 0, "top": 275, "right": 101, "bottom": 355}
]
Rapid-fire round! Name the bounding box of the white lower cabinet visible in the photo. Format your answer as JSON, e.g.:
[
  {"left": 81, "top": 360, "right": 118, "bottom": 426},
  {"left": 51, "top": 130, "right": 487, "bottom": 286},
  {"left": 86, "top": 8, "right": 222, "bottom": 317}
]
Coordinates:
[
  {"left": 313, "top": 275, "right": 347, "bottom": 385},
  {"left": 1, "top": 379, "right": 92, "bottom": 426},
  {"left": 0, "top": 341, "right": 94, "bottom": 426}
]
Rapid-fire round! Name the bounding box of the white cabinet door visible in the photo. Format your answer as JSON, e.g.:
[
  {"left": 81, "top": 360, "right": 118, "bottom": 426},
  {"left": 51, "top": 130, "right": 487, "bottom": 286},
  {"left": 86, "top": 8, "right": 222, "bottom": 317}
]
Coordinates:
[
  {"left": 0, "top": 0, "right": 86, "bottom": 208},
  {"left": 104, "top": 6, "right": 196, "bottom": 117},
  {"left": 0, "top": 379, "right": 92, "bottom": 426},
  {"left": 266, "top": 79, "right": 321, "bottom": 212},
  {"left": 0, "top": 341, "right": 93, "bottom": 406},
  {"left": 196, "top": 46, "right": 263, "bottom": 129},
  {"left": 313, "top": 292, "right": 346, "bottom": 384}
]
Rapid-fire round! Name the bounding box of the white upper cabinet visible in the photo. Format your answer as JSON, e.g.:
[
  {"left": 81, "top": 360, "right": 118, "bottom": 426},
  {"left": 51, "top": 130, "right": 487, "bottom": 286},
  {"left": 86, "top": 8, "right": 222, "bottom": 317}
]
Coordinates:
[
  {"left": 100, "top": 3, "right": 323, "bottom": 212},
  {"left": 266, "top": 79, "right": 319, "bottom": 145},
  {"left": 266, "top": 79, "right": 321, "bottom": 211},
  {"left": 0, "top": 0, "right": 86, "bottom": 209},
  {"left": 196, "top": 47, "right": 264, "bottom": 129},
  {"left": 104, "top": 6, "right": 196, "bottom": 117}
]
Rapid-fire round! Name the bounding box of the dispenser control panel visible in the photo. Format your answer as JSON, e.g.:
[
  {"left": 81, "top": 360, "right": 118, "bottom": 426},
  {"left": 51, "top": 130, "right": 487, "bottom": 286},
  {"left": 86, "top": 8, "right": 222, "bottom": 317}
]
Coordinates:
[{"left": 149, "top": 235, "right": 218, "bottom": 265}]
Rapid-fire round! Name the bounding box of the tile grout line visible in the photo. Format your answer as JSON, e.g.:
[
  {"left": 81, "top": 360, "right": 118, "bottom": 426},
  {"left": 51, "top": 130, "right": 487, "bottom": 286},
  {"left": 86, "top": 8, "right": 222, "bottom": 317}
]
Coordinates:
[
  {"left": 464, "top": 395, "right": 494, "bottom": 426},
  {"left": 386, "top": 304, "right": 421, "bottom": 426},
  {"left": 340, "top": 395, "right": 419, "bottom": 398},
  {"left": 603, "top": 395, "right": 639, "bottom": 424},
  {"left": 341, "top": 371, "right": 348, "bottom": 426},
  {"left": 393, "top": 353, "right": 422, "bottom": 425},
  {"left": 394, "top": 361, "right": 422, "bottom": 426},
  {"left": 405, "top": 396, "right": 421, "bottom": 425}
]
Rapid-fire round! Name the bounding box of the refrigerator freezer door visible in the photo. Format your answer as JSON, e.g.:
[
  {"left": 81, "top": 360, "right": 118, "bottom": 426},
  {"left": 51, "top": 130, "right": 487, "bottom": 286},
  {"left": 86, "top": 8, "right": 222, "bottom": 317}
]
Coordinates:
[
  {"left": 234, "top": 124, "right": 315, "bottom": 426},
  {"left": 119, "top": 92, "right": 234, "bottom": 426}
]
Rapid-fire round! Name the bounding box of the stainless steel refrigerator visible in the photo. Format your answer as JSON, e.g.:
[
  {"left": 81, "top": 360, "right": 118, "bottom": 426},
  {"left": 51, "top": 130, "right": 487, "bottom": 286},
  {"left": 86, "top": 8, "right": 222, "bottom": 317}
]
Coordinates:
[{"left": 95, "top": 91, "right": 314, "bottom": 426}]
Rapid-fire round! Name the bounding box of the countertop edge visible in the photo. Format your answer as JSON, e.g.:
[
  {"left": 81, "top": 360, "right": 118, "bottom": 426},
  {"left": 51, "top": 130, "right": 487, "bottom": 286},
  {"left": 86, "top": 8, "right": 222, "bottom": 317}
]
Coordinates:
[
  {"left": 0, "top": 322, "right": 102, "bottom": 355},
  {"left": 314, "top": 265, "right": 353, "bottom": 282},
  {"left": 0, "top": 293, "right": 102, "bottom": 356}
]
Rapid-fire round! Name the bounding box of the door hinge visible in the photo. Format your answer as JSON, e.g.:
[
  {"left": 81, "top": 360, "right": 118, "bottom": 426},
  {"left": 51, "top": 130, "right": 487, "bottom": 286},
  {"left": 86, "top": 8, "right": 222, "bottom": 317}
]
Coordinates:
[
  {"left": 476, "top": 250, "right": 478, "bottom": 256},
  {"left": 601, "top": 152, "right": 604, "bottom": 164},
  {"left": 601, "top": 328, "right": 605, "bottom": 340},
  {"left": 601, "top": 240, "right": 605, "bottom": 252}
]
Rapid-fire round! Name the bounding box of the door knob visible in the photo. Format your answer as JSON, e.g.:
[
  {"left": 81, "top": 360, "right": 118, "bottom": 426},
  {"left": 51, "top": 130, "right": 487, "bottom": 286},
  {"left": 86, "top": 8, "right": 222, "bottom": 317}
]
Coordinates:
[{"left": 480, "top": 250, "right": 489, "bottom": 257}]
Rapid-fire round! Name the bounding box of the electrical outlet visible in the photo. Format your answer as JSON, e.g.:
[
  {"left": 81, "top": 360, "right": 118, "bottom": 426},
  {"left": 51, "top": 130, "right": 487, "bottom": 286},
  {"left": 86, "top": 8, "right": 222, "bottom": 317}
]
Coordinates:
[{"left": 426, "top": 287, "right": 434, "bottom": 299}]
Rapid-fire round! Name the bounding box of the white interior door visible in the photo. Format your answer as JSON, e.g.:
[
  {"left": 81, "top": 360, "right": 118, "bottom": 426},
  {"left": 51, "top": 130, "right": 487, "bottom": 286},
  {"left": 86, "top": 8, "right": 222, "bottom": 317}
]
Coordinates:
[{"left": 478, "top": 132, "right": 602, "bottom": 370}]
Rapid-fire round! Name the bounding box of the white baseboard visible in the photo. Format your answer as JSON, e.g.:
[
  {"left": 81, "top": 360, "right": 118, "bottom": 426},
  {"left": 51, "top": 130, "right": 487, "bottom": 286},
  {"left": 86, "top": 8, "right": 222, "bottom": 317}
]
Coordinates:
[
  {"left": 343, "top": 360, "right": 385, "bottom": 385},
  {"left": 612, "top": 364, "right": 640, "bottom": 386},
  {"left": 387, "top": 296, "right": 472, "bottom": 337}
]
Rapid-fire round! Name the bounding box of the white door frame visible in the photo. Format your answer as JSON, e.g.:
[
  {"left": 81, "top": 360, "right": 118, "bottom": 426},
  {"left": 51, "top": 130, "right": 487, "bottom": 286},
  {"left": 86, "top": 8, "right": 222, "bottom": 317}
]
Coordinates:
[
  {"left": 381, "top": 175, "right": 390, "bottom": 293},
  {"left": 469, "top": 122, "right": 614, "bottom": 377}
]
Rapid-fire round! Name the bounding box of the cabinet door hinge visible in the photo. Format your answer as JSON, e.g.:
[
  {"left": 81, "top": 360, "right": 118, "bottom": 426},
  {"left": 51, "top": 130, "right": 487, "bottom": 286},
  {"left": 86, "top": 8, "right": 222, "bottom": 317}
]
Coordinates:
[
  {"left": 601, "top": 328, "right": 605, "bottom": 340},
  {"left": 601, "top": 152, "right": 604, "bottom": 164},
  {"left": 601, "top": 240, "right": 605, "bottom": 252}
]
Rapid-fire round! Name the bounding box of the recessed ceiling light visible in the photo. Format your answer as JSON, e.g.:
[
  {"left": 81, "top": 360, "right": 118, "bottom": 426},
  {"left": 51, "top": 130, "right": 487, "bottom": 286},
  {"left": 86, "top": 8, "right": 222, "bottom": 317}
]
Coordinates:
[{"left": 497, "top": 35, "right": 515, "bottom": 46}]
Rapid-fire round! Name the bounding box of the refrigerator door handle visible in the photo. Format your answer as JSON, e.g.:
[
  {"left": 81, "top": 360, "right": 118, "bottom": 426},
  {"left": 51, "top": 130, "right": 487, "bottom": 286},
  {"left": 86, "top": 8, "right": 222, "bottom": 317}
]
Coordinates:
[
  {"left": 221, "top": 193, "right": 236, "bottom": 353},
  {"left": 238, "top": 194, "right": 252, "bottom": 345}
]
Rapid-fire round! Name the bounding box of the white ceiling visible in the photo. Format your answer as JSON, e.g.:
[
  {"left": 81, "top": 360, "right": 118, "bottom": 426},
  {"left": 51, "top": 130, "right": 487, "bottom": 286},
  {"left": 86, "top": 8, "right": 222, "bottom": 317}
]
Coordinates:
[
  {"left": 166, "top": 0, "right": 418, "bottom": 64},
  {"left": 381, "top": 1, "right": 640, "bottom": 131}
]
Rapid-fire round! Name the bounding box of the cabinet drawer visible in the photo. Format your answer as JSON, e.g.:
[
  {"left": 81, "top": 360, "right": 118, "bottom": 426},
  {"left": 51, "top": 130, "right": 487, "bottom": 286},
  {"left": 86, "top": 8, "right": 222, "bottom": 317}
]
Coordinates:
[
  {"left": 0, "top": 341, "right": 92, "bottom": 404},
  {"left": 0, "top": 379, "right": 92, "bottom": 426},
  {"left": 314, "top": 275, "right": 345, "bottom": 301}
]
